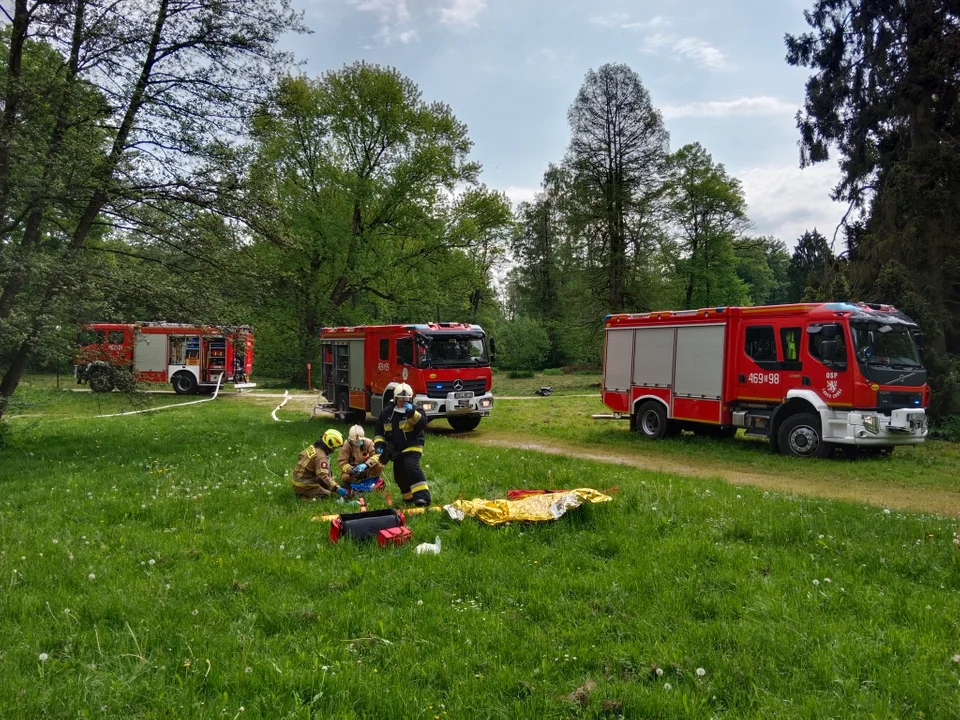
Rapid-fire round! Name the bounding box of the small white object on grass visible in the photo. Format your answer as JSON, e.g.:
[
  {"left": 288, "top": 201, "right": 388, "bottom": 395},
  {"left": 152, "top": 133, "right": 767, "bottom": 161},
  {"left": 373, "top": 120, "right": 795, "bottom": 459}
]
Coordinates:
[{"left": 415, "top": 536, "right": 442, "bottom": 555}]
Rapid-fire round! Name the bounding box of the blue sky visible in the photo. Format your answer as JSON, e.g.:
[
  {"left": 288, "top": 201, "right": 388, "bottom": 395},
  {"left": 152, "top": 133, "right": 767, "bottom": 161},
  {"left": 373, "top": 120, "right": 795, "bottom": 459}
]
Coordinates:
[{"left": 289, "top": 0, "right": 847, "bottom": 249}]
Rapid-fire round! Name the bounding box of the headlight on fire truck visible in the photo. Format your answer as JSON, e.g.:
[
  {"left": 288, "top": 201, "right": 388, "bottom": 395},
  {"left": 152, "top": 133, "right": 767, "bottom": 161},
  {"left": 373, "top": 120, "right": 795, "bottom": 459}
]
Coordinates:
[
  {"left": 862, "top": 415, "right": 880, "bottom": 434},
  {"left": 418, "top": 401, "right": 437, "bottom": 411},
  {"left": 479, "top": 398, "right": 492, "bottom": 409}
]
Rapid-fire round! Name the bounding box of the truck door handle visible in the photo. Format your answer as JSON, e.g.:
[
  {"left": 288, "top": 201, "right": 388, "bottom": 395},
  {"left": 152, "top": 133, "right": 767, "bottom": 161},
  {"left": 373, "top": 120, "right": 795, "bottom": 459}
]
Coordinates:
[
  {"left": 738, "top": 374, "right": 746, "bottom": 382},
  {"left": 802, "top": 376, "right": 811, "bottom": 386}
]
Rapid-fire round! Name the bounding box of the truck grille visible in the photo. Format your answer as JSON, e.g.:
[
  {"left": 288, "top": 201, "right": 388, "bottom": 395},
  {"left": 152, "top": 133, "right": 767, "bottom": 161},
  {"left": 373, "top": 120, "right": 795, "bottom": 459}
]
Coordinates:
[
  {"left": 426, "top": 379, "right": 487, "bottom": 398},
  {"left": 876, "top": 391, "right": 923, "bottom": 412}
]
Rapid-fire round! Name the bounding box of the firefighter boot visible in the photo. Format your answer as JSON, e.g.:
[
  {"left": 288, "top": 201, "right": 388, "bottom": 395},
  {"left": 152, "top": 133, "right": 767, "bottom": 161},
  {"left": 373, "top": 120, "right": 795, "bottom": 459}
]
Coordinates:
[{"left": 411, "top": 488, "right": 432, "bottom": 508}]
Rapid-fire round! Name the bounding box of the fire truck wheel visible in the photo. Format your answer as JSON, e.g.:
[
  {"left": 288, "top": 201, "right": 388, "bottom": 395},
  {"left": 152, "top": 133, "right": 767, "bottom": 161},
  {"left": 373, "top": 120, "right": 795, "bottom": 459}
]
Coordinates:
[
  {"left": 635, "top": 401, "right": 668, "bottom": 440},
  {"left": 448, "top": 414, "right": 482, "bottom": 432},
  {"left": 87, "top": 362, "right": 115, "bottom": 393},
  {"left": 335, "top": 394, "right": 366, "bottom": 424},
  {"left": 172, "top": 371, "right": 198, "bottom": 395},
  {"left": 778, "top": 413, "right": 832, "bottom": 458}
]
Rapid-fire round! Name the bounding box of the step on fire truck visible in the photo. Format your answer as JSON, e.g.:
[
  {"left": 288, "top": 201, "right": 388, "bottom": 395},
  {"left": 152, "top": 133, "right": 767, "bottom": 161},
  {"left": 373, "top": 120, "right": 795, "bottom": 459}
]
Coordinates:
[
  {"left": 318, "top": 323, "right": 495, "bottom": 431},
  {"left": 73, "top": 322, "right": 255, "bottom": 395},
  {"left": 597, "top": 302, "right": 929, "bottom": 457}
]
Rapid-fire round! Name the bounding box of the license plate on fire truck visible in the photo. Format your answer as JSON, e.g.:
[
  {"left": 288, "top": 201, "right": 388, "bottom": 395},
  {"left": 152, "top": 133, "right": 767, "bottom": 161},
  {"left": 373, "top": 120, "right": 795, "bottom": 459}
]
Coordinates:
[{"left": 453, "top": 390, "right": 473, "bottom": 407}]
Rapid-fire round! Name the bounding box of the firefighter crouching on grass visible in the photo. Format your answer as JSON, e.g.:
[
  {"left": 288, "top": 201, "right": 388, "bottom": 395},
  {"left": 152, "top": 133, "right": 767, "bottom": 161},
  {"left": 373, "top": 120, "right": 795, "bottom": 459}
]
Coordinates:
[
  {"left": 338, "top": 424, "right": 385, "bottom": 493},
  {"left": 374, "top": 383, "right": 431, "bottom": 507},
  {"left": 291, "top": 429, "right": 350, "bottom": 500}
]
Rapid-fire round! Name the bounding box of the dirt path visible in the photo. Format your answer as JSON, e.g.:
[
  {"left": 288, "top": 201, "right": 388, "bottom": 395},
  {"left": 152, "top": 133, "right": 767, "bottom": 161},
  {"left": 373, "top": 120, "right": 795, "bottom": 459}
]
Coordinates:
[{"left": 463, "top": 431, "right": 960, "bottom": 517}]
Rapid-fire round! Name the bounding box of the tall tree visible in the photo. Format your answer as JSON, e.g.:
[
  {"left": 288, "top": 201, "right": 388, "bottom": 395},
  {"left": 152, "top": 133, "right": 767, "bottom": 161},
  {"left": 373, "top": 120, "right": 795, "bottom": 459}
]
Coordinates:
[
  {"left": 734, "top": 236, "right": 792, "bottom": 306},
  {"left": 662, "top": 143, "right": 749, "bottom": 308},
  {"left": 0, "top": 0, "right": 303, "bottom": 420},
  {"left": 786, "top": 0, "right": 960, "bottom": 414},
  {"left": 787, "top": 229, "right": 834, "bottom": 301},
  {"left": 565, "top": 63, "right": 669, "bottom": 313},
  {"left": 246, "top": 65, "right": 511, "bottom": 379}
]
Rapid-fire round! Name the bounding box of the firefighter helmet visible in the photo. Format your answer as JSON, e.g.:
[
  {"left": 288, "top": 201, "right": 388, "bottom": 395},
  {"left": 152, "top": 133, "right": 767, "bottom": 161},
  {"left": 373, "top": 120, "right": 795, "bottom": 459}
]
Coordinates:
[
  {"left": 321, "top": 428, "right": 343, "bottom": 451},
  {"left": 348, "top": 424, "right": 365, "bottom": 446},
  {"left": 394, "top": 383, "right": 413, "bottom": 402}
]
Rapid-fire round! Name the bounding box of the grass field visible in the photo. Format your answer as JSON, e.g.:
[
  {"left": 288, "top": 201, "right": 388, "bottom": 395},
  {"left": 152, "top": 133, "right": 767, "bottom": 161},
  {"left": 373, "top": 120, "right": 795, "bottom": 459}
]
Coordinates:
[{"left": 1, "top": 377, "right": 960, "bottom": 717}]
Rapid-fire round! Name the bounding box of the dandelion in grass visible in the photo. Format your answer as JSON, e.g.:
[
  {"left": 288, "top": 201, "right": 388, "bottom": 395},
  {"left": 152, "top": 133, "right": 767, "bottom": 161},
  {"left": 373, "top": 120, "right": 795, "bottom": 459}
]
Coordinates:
[
  {"left": 663, "top": 683, "right": 672, "bottom": 691},
  {"left": 696, "top": 667, "right": 706, "bottom": 677},
  {"left": 245, "top": 667, "right": 253, "bottom": 674},
  {"left": 417, "top": 600, "right": 423, "bottom": 606},
  {"left": 812, "top": 579, "right": 820, "bottom": 586},
  {"left": 148, "top": 559, "right": 155, "bottom": 566},
  {"left": 39, "top": 653, "right": 49, "bottom": 662},
  {"left": 952, "top": 654, "right": 960, "bottom": 663},
  {"left": 88, "top": 573, "right": 96, "bottom": 581},
  {"left": 655, "top": 667, "right": 664, "bottom": 677},
  {"left": 192, "top": 609, "right": 199, "bottom": 616}
]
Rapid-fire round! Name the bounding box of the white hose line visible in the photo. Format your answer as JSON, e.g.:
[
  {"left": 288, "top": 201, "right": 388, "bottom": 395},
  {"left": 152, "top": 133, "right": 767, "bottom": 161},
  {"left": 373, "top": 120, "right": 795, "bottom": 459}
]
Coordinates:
[
  {"left": 271, "top": 390, "right": 292, "bottom": 422},
  {"left": 82, "top": 373, "right": 225, "bottom": 419}
]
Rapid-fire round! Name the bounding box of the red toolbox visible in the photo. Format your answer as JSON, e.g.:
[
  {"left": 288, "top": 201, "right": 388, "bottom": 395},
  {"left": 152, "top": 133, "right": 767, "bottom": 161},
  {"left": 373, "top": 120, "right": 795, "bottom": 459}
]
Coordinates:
[{"left": 377, "top": 526, "right": 413, "bottom": 548}]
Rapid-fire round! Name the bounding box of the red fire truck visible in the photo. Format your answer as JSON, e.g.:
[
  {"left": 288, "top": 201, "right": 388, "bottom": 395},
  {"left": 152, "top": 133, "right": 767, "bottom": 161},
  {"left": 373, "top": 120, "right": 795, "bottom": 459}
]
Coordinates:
[
  {"left": 599, "top": 302, "right": 929, "bottom": 457},
  {"left": 318, "top": 323, "right": 495, "bottom": 431},
  {"left": 73, "top": 322, "right": 255, "bottom": 395}
]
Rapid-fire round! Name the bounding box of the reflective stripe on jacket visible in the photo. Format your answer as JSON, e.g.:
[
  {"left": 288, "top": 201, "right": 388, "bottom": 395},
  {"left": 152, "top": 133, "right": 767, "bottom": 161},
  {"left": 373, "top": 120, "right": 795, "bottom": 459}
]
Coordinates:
[
  {"left": 375, "top": 404, "right": 427, "bottom": 455},
  {"left": 291, "top": 444, "right": 339, "bottom": 493}
]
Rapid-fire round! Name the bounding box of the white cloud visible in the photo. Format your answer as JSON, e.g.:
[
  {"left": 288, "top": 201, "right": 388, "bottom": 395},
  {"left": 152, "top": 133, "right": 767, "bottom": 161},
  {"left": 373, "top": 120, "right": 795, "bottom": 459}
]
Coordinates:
[
  {"left": 640, "top": 29, "right": 728, "bottom": 70},
  {"left": 502, "top": 185, "right": 539, "bottom": 208},
  {"left": 672, "top": 37, "right": 728, "bottom": 70},
  {"left": 437, "top": 0, "right": 486, "bottom": 27},
  {"left": 738, "top": 163, "right": 850, "bottom": 249},
  {"left": 663, "top": 96, "right": 796, "bottom": 119},
  {"left": 590, "top": 13, "right": 667, "bottom": 30},
  {"left": 348, "top": 0, "right": 417, "bottom": 43}
]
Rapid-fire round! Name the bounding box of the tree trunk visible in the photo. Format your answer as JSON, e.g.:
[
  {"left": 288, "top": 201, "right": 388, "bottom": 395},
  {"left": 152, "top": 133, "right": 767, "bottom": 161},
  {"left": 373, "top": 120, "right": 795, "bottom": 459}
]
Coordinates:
[{"left": 0, "top": 334, "right": 33, "bottom": 422}]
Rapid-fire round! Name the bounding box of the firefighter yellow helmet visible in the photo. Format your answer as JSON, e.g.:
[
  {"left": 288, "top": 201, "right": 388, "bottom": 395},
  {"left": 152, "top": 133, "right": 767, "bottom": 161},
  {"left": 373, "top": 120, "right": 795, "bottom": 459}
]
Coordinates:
[
  {"left": 394, "top": 383, "right": 413, "bottom": 402},
  {"left": 321, "top": 428, "right": 343, "bottom": 451},
  {"left": 348, "top": 424, "right": 365, "bottom": 446}
]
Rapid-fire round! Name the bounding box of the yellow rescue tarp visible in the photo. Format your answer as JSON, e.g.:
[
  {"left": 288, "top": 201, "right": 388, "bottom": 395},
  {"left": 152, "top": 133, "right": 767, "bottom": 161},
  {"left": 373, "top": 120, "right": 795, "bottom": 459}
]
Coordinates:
[{"left": 443, "top": 488, "right": 611, "bottom": 526}]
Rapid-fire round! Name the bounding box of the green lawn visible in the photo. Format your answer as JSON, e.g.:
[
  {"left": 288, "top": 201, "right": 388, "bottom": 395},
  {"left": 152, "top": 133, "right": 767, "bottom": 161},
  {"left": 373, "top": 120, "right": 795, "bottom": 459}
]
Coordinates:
[
  {"left": 491, "top": 369, "right": 601, "bottom": 396},
  {"left": 488, "top": 372, "right": 960, "bottom": 494},
  {"left": 5, "top": 373, "right": 211, "bottom": 419},
  {"left": 1, "top": 380, "right": 960, "bottom": 717}
]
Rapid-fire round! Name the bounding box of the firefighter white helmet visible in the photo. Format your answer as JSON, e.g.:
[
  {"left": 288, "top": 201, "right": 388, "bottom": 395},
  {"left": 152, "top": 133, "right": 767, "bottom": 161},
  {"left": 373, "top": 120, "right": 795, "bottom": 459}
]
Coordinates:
[
  {"left": 348, "top": 424, "right": 365, "bottom": 446},
  {"left": 394, "top": 383, "right": 413, "bottom": 403}
]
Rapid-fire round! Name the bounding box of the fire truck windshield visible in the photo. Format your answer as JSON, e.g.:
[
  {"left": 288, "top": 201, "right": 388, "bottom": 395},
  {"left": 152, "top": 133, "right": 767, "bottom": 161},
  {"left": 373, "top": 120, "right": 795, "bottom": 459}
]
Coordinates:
[
  {"left": 851, "top": 321, "right": 922, "bottom": 368},
  {"left": 418, "top": 333, "right": 488, "bottom": 367}
]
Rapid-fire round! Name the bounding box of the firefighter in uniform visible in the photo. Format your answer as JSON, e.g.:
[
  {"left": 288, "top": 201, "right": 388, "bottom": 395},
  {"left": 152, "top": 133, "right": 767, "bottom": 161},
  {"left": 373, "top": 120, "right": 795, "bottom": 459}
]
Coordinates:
[
  {"left": 337, "top": 424, "right": 385, "bottom": 493},
  {"left": 291, "top": 429, "right": 349, "bottom": 500},
  {"left": 374, "top": 383, "right": 431, "bottom": 507}
]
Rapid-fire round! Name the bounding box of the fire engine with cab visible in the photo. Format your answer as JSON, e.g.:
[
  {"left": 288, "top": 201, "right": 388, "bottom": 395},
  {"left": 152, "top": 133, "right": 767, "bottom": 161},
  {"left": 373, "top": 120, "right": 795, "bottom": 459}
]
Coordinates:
[
  {"left": 73, "top": 322, "right": 255, "bottom": 394},
  {"left": 598, "top": 302, "right": 929, "bottom": 457},
  {"left": 318, "top": 323, "right": 495, "bottom": 431}
]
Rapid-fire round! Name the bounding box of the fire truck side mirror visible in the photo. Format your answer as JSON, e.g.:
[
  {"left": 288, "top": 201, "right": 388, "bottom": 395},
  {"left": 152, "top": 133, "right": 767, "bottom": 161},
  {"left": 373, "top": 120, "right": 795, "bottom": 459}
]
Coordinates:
[
  {"left": 912, "top": 329, "right": 926, "bottom": 364},
  {"left": 820, "top": 339, "right": 839, "bottom": 363}
]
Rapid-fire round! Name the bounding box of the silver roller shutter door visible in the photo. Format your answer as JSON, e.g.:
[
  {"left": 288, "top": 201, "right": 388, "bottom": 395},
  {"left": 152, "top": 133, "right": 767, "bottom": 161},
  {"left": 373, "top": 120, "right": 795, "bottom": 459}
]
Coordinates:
[
  {"left": 348, "top": 340, "right": 365, "bottom": 391},
  {"left": 673, "top": 325, "right": 725, "bottom": 399},
  {"left": 603, "top": 329, "right": 634, "bottom": 391},
  {"left": 632, "top": 327, "right": 675, "bottom": 388},
  {"left": 134, "top": 333, "right": 167, "bottom": 374}
]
